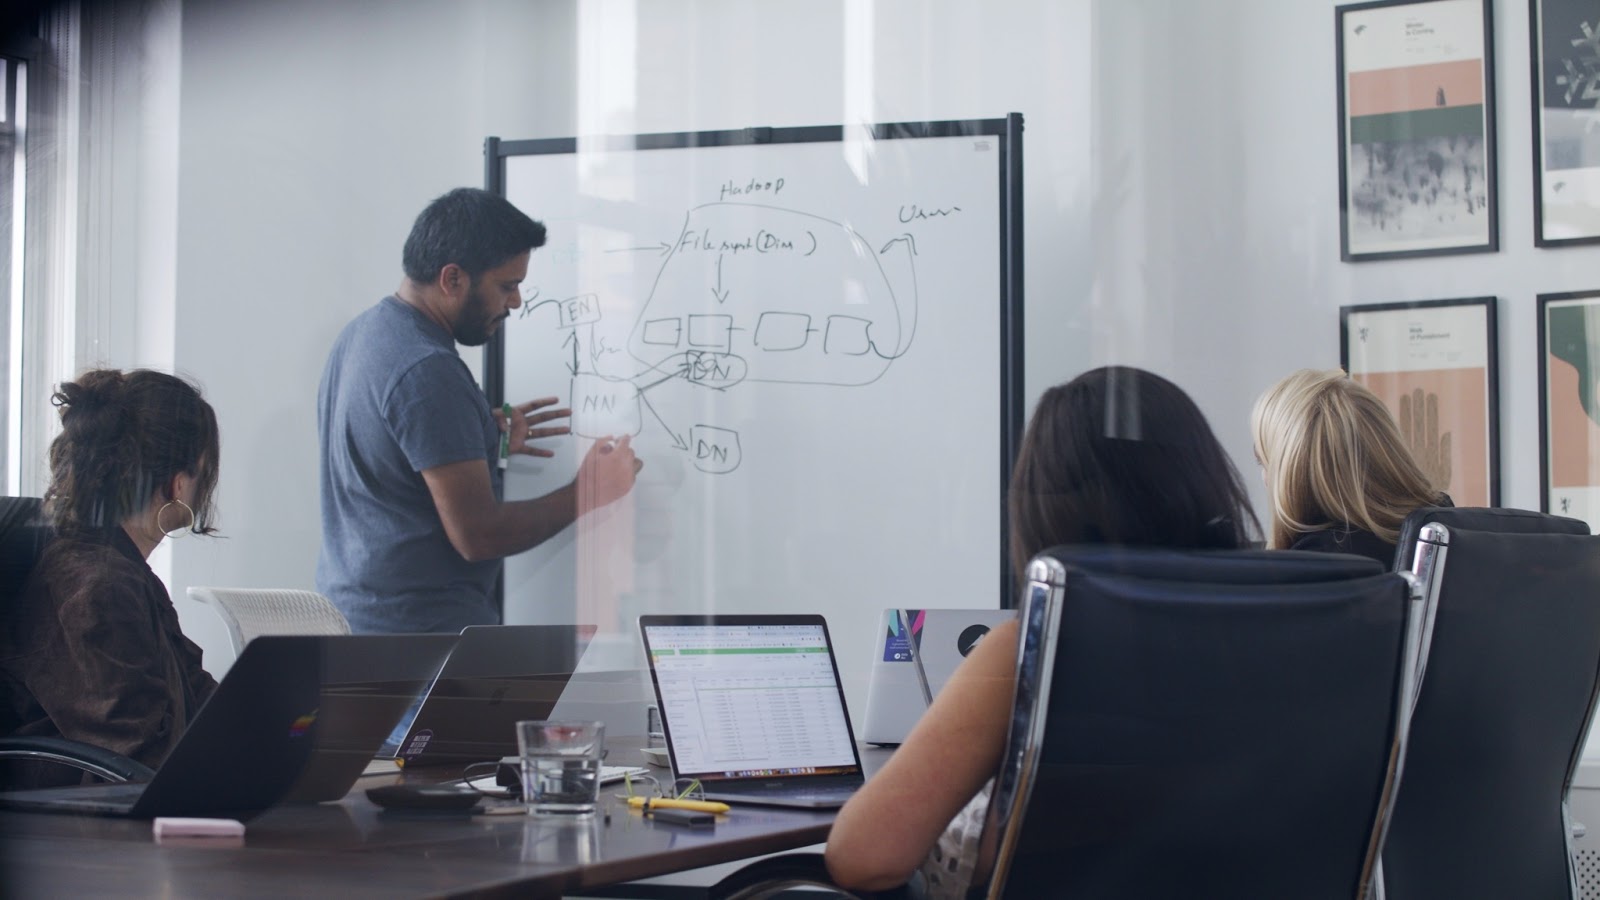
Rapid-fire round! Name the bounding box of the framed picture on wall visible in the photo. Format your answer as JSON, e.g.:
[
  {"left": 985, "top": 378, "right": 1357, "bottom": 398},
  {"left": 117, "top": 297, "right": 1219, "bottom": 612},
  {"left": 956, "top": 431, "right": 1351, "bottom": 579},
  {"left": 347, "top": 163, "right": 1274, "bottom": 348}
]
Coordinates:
[
  {"left": 1340, "top": 297, "right": 1499, "bottom": 506},
  {"left": 1531, "top": 0, "right": 1600, "bottom": 246},
  {"left": 1336, "top": 0, "right": 1498, "bottom": 261},
  {"left": 1540, "top": 291, "right": 1600, "bottom": 529}
]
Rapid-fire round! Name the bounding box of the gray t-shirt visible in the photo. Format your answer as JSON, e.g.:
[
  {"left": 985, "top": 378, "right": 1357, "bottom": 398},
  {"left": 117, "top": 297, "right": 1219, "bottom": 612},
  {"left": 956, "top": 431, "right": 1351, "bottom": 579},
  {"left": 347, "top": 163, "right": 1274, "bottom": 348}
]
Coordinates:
[{"left": 317, "top": 296, "right": 502, "bottom": 633}]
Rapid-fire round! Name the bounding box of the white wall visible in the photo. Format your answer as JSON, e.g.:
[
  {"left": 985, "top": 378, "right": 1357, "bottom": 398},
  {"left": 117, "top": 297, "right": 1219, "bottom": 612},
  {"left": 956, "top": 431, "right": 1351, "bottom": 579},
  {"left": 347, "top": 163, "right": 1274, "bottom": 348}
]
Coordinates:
[
  {"left": 1091, "top": 0, "right": 1599, "bottom": 520},
  {"left": 144, "top": 0, "right": 1598, "bottom": 713},
  {"left": 169, "top": 0, "right": 506, "bottom": 665},
  {"left": 161, "top": 0, "right": 1095, "bottom": 685}
]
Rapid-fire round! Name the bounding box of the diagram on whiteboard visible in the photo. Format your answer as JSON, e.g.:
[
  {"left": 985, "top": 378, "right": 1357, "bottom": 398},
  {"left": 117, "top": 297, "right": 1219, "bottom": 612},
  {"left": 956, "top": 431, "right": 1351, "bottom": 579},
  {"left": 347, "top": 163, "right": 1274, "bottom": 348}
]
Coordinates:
[{"left": 519, "top": 201, "right": 921, "bottom": 475}]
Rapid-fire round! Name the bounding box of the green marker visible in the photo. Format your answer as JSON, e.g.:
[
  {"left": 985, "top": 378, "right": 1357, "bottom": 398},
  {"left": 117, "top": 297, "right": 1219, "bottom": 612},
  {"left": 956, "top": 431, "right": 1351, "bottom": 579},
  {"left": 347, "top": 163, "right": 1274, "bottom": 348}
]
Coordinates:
[{"left": 499, "top": 403, "right": 513, "bottom": 469}]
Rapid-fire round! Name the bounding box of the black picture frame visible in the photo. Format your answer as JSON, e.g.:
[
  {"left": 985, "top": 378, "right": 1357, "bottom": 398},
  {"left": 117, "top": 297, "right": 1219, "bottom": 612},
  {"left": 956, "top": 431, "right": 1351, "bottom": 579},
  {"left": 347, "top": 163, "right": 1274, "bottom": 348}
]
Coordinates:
[
  {"left": 1336, "top": 0, "right": 1499, "bottom": 262},
  {"left": 1539, "top": 290, "right": 1600, "bottom": 527},
  {"left": 1340, "top": 296, "right": 1500, "bottom": 506},
  {"left": 1530, "top": 0, "right": 1600, "bottom": 247}
]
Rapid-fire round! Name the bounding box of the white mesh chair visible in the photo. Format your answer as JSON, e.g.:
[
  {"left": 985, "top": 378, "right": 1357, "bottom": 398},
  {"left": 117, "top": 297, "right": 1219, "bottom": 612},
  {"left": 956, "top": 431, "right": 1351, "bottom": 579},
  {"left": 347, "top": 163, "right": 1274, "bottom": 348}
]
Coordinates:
[{"left": 187, "top": 587, "right": 351, "bottom": 655}]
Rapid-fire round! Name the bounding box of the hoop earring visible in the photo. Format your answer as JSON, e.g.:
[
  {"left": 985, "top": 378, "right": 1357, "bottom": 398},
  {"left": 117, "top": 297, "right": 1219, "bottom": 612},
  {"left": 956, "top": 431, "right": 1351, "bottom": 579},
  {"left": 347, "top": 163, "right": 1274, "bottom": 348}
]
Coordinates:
[{"left": 155, "top": 499, "right": 196, "bottom": 539}]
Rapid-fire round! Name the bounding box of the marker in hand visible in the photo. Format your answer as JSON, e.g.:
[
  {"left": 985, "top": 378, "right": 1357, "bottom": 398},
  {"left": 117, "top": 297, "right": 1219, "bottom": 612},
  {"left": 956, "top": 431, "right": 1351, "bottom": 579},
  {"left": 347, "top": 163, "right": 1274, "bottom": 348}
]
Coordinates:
[{"left": 499, "top": 403, "right": 513, "bottom": 470}]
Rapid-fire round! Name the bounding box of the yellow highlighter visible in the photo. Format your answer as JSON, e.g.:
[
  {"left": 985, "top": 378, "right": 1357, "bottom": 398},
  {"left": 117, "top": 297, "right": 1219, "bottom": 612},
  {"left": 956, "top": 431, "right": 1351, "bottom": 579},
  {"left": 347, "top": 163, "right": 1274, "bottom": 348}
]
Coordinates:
[{"left": 627, "top": 796, "right": 730, "bottom": 814}]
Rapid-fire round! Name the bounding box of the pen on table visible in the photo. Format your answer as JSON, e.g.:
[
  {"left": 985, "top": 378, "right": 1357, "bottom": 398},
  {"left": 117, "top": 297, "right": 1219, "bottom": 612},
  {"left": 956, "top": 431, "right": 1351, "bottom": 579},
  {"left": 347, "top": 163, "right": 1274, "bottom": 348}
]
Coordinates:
[
  {"left": 499, "top": 402, "right": 513, "bottom": 469},
  {"left": 627, "top": 796, "right": 729, "bottom": 814}
]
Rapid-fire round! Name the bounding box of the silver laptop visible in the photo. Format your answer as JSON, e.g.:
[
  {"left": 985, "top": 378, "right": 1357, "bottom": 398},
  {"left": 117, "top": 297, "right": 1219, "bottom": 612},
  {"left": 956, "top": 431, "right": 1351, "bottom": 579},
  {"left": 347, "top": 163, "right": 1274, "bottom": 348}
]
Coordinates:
[
  {"left": 638, "top": 615, "right": 865, "bottom": 808},
  {"left": 862, "top": 608, "right": 1017, "bottom": 745}
]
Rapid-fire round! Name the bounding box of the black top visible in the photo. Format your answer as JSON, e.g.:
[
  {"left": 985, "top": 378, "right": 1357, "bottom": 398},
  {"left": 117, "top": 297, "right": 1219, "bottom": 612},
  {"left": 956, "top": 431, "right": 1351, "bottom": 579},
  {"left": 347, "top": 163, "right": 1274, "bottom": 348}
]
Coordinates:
[
  {"left": 1289, "top": 495, "right": 1455, "bottom": 569},
  {"left": 1290, "top": 528, "right": 1399, "bottom": 568},
  {"left": 0, "top": 527, "right": 216, "bottom": 787}
]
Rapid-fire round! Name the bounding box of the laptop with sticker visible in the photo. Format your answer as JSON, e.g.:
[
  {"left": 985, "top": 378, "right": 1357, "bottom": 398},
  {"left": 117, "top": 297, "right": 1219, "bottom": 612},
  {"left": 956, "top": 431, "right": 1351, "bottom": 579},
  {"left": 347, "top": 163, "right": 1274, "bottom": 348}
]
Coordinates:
[
  {"left": 380, "top": 624, "right": 595, "bottom": 767},
  {"left": 861, "top": 608, "right": 1018, "bottom": 745},
  {"left": 0, "top": 634, "right": 456, "bottom": 818},
  {"left": 638, "top": 614, "right": 864, "bottom": 809}
]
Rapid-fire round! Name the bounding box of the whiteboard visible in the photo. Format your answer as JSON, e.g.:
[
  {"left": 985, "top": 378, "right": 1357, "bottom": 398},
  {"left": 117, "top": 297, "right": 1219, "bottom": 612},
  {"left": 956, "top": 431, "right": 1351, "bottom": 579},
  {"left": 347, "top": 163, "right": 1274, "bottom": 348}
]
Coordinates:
[{"left": 489, "top": 119, "right": 1023, "bottom": 721}]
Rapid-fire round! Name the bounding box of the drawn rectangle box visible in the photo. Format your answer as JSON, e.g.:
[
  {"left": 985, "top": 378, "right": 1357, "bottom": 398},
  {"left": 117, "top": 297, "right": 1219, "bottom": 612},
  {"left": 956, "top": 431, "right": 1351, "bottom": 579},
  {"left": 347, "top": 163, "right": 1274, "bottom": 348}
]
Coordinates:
[
  {"left": 570, "top": 373, "right": 642, "bottom": 439},
  {"left": 755, "top": 313, "right": 812, "bottom": 351},
  {"left": 557, "top": 294, "right": 602, "bottom": 328},
  {"left": 824, "top": 316, "right": 872, "bottom": 356},
  {"left": 643, "top": 318, "right": 682, "bottom": 347},
  {"left": 688, "top": 315, "right": 733, "bottom": 351}
]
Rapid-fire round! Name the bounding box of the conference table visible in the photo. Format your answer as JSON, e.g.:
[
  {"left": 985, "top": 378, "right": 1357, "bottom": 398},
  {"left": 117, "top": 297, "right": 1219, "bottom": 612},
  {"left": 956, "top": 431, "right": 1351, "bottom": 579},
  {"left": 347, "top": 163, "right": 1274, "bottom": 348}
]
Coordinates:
[{"left": 0, "top": 747, "right": 890, "bottom": 898}]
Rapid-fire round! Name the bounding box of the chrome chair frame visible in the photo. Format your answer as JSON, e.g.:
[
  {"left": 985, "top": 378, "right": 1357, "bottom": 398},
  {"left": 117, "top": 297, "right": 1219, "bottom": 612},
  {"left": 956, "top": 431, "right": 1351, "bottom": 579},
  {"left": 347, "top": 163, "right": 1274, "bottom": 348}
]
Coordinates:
[
  {"left": 1383, "top": 520, "right": 1600, "bottom": 900},
  {"left": 976, "top": 554, "right": 1424, "bottom": 900}
]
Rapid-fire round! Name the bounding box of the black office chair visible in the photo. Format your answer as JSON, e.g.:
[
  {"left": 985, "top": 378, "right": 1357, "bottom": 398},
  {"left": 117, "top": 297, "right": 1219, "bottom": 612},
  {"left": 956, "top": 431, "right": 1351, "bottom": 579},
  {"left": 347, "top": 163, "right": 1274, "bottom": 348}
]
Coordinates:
[
  {"left": 1381, "top": 507, "right": 1600, "bottom": 900},
  {"left": 0, "top": 495, "right": 154, "bottom": 786},
  {"left": 711, "top": 547, "right": 1421, "bottom": 900},
  {"left": 0, "top": 495, "right": 49, "bottom": 603}
]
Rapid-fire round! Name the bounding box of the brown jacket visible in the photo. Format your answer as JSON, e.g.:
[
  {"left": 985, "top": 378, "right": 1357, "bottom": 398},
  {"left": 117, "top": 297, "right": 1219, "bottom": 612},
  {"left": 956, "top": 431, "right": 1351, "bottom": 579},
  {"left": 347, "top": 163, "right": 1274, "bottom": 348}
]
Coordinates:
[{"left": 0, "top": 527, "right": 216, "bottom": 787}]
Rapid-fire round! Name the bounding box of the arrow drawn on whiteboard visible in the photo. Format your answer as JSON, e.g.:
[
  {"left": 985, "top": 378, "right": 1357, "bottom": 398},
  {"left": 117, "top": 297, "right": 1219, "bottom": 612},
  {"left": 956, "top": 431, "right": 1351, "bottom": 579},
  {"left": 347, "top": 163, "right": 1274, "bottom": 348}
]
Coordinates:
[
  {"left": 711, "top": 255, "right": 730, "bottom": 304},
  {"left": 562, "top": 331, "right": 579, "bottom": 376},
  {"left": 605, "top": 241, "right": 673, "bottom": 256},
  {"left": 517, "top": 293, "right": 558, "bottom": 320},
  {"left": 878, "top": 233, "right": 918, "bottom": 256},
  {"left": 870, "top": 235, "right": 919, "bottom": 361},
  {"left": 639, "top": 395, "right": 689, "bottom": 451},
  {"left": 635, "top": 358, "right": 691, "bottom": 395}
]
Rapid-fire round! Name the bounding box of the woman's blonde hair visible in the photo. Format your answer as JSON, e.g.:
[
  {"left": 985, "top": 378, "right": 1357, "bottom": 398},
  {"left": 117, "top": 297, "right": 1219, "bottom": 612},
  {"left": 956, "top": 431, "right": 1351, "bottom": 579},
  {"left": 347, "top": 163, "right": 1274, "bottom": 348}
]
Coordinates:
[{"left": 1251, "top": 369, "right": 1440, "bottom": 550}]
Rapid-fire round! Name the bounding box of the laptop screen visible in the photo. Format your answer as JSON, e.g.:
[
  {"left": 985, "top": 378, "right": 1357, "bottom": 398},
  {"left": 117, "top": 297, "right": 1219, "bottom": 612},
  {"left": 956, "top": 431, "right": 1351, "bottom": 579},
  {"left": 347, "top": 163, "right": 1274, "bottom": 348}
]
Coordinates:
[{"left": 642, "top": 620, "right": 861, "bottom": 782}]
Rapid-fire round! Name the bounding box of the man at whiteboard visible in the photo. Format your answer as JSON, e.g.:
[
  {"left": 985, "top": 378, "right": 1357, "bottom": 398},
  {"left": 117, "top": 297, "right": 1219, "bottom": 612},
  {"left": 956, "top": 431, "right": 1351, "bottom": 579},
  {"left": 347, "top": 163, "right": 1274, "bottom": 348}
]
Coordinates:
[{"left": 316, "top": 188, "right": 642, "bottom": 633}]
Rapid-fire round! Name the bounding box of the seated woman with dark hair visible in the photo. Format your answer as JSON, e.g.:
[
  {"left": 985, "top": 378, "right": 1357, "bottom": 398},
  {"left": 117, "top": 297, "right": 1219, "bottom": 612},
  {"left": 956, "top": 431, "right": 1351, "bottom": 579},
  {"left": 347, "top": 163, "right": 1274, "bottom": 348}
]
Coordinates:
[
  {"left": 825, "top": 366, "right": 1259, "bottom": 897},
  {"left": 1252, "top": 368, "right": 1449, "bottom": 568},
  {"left": 0, "top": 369, "right": 222, "bottom": 787}
]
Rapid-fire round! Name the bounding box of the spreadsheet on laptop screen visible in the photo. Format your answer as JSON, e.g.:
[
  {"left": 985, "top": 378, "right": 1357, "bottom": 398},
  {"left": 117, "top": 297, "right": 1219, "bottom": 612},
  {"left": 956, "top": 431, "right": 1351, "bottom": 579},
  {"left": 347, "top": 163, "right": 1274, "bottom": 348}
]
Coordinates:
[{"left": 646, "top": 624, "right": 857, "bottom": 777}]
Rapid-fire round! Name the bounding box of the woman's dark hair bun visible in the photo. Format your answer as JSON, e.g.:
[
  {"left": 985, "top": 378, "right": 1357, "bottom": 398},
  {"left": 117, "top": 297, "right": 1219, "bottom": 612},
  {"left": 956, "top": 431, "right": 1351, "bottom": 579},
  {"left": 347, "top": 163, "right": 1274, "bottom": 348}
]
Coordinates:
[
  {"left": 43, "top": 368, "right": 221, "bottom": 535},
  {"left": 53, "top": 370, "right": 132, "bottom": 438}
]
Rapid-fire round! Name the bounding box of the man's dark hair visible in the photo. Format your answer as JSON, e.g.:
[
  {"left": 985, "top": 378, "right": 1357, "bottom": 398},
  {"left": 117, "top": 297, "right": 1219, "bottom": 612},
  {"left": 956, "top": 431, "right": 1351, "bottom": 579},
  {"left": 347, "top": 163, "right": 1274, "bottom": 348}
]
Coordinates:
[
  {"left": 45, "top": 369, "right": 221, "bottom": 535},
  {"left": 1007, "top": 366, "right": 1260, "bottom": 578},
  {"left": 402, "top": 188, "right": 547, "bottom": 283}
]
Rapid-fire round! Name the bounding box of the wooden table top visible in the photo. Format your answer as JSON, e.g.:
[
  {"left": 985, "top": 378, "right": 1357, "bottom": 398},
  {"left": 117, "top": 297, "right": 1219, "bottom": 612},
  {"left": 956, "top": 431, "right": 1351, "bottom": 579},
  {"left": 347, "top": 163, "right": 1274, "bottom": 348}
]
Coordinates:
[{"left": 0, "top": 748, "right": 894, "bottom": 898}]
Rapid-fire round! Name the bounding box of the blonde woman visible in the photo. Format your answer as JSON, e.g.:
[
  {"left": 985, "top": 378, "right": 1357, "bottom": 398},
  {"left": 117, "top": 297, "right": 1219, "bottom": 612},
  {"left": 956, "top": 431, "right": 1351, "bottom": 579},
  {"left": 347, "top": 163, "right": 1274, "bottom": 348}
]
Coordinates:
[{"left": 1251, "top": 368, "right": 1449, "bottom": 567}]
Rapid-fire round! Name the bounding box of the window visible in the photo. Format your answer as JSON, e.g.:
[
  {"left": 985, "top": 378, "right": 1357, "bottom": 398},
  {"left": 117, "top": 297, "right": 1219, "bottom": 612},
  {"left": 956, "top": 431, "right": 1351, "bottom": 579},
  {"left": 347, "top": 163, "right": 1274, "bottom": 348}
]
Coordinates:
[{"left": 0, "top": 54, "right": 25, "bottom": 494}]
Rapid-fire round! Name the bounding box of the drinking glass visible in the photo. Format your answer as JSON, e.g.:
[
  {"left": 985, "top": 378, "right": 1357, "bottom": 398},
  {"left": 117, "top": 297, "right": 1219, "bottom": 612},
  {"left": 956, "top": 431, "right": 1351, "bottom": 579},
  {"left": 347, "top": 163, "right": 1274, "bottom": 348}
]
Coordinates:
[{"left": 516, "top": 720, "right": 606, "bottom": 816}]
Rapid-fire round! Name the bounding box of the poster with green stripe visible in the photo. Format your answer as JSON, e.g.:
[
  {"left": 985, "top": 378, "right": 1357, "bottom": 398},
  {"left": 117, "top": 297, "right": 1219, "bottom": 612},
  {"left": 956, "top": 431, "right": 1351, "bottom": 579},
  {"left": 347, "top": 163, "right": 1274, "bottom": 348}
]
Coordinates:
[{"left": 1336, "top": 0, "right": 1497, "bottom": 260}]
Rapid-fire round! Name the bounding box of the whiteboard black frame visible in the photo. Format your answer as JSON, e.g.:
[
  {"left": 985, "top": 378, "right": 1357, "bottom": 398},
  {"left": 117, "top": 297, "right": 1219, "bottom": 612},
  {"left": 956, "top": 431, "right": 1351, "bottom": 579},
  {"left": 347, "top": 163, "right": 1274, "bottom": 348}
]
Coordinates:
[{"left": 482, "top": 115, "right": 1027, "bottom": 612}]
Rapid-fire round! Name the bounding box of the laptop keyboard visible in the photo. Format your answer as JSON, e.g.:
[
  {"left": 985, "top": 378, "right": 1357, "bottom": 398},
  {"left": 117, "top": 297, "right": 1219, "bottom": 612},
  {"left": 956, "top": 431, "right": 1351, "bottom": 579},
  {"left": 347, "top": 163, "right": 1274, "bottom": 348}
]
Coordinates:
[{"left": 715, "top": 782, "right": 859, "bottom": 798}]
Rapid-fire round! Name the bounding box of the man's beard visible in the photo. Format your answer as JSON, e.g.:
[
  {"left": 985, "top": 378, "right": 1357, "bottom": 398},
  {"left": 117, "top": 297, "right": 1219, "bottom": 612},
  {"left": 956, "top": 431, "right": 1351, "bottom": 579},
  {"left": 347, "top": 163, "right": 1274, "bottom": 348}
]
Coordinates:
[{"left": 452, "top": 280, "right": 506, "bottom": 346}]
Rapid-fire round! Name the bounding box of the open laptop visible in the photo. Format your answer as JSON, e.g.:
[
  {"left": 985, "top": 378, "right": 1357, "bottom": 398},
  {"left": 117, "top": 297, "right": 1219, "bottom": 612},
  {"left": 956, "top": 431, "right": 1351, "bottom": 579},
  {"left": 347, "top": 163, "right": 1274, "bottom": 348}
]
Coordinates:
[
  {"left": 638, "top": 614, "right": 865, "bottom": 809},
  {"left": 379, "top": 624, "right": 596, "bottom": 768},
  {"left": 862, "top": 608, "right": 1018, "bottom": 745},
  {"left": 0, "top": 634, "right": 456, "bottom": 818}
]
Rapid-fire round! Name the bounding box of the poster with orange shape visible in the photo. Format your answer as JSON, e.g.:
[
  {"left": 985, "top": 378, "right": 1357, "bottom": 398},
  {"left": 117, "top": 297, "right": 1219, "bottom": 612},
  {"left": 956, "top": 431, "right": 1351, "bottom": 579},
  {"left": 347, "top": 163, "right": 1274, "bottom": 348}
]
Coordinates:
[
  {"left": 1541, "top": 291, "right": 1600, "bottom": 529},
  {"left": 1341, "top": 298, "right": 1498, "bottom": 507}
]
